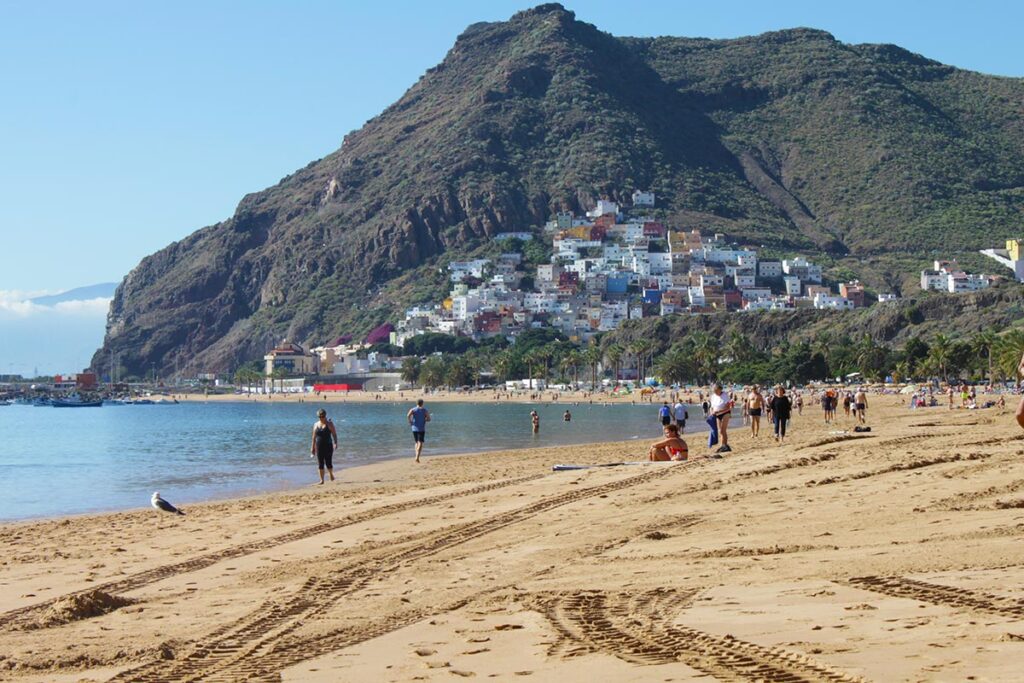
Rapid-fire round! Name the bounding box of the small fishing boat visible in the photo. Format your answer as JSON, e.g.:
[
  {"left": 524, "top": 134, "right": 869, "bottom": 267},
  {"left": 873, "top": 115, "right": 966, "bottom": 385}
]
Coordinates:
[{"left": 52, "top": 394, "right": 103, "bottom": 408}]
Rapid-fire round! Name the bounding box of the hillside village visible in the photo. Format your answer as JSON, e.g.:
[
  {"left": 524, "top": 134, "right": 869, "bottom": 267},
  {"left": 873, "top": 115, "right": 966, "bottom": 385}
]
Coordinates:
[{"left": 395, "top": 191, "right": 876, "bottom": 347}]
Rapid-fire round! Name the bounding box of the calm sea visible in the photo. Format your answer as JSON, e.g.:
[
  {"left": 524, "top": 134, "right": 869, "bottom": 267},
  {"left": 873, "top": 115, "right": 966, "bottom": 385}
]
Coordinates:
[{"left": 0, "top": 400, "right": 708, "bottom": 520}]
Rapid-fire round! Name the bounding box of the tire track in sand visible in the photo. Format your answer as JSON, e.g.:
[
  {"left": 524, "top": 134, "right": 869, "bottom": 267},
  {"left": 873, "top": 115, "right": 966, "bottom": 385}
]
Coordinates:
[
  {"left": 109, "top": 463, "right": 693, "bottom": 682},
  {"left": 846, "top": 576, "right": 1024, "bottom": 619},
  {"left": 536, "top": 589, "right": 866, "bottom": 682},
  {"left": 0, "top": 473, "right": 545, "bottom": 631}
]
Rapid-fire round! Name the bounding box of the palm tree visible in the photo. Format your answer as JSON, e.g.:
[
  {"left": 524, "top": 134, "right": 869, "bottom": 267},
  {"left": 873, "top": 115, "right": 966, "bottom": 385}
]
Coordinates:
[
  {"left": 928, "top": 333, "right": 953, "bottom": 383},
  {"left": 584, "top": 345, "right": 601, "bottom": 390},
  {"left": 891, "top": 360, "right": 911, "bottom": 384},
  {"left": 536, "top": 345, "right": 554, "bottom": 382},
  {"left": 690, "top": 331, "right": 719, "bottom": 384},
  {"left": 631, "top": 339, "right": 654, "bottom": 384},
  {"left": 522, "top": 350, "right": 540, "bottom": 388},
  {"left": 655, "top": 345, "right": 692, "bottom": 385},
  {"left": 971, "top": 329, "right": 998, "bottom": 386},
  {"left": 270, "top": 367, "right": 288, "bottom": 394},
  {"left": 604, "top": 344, "right": 623, "bottom": 383},
  {"left": 995, "top": 329, "right": 1024, "bottom": 387},
  {"left": 854, "top": 334, "right": 886, "bottom": 381},
  {"left": 400, "top": 357, "right": 421, "bottom": 385},
  {"left": 724, "top": 331, "right": 750, "bottom": 364},
  {"left": 492, "top": 350, "right": 514, "bottom": 383},
  {"left": 560, "top": 351, "right": 581, "bottom": 386}
]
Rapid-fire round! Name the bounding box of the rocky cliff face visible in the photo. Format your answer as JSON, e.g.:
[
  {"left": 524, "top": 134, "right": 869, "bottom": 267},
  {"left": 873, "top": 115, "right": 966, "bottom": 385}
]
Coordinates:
[{"left": 94, "top": 4, "right": 1024, "bottom": 377}]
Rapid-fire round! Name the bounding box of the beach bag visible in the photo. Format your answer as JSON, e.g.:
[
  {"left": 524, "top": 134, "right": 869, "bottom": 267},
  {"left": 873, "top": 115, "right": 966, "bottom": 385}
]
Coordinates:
[
  {"left": 853, "top": 425, "right": 871, "bottom": 432},
  {"left": 706, "top": 414, "right": 719, "bottom": 447}
]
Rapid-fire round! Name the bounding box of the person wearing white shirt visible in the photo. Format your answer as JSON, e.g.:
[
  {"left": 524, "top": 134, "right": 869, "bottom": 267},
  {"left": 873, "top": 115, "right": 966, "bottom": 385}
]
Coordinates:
[
  {"left": 709, "top": 384, "right": 733, "bottom": 453},
  {"left": 672, "top": 401, "right": 688, "bottom": 432}
]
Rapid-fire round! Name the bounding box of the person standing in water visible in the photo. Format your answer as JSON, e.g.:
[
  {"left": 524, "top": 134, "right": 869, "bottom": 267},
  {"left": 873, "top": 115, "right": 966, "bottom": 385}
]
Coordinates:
[
  {"left": 673, "top": 399, "right": 688, "bottom": 433},
  {"left": 659, "top": 402, "right": 672, "bottom": 427},
  {"left": 407, "top": 399, "right": 431, "bottom": 463},
  {"left": 530, "top": 410, "right": 540, "bottom": 434},
  {"left": 563, "top": 409, "right": 572, "bottom": 422},
  {"left": 311, "top": 408, "right": 338, "bottom": 484}
]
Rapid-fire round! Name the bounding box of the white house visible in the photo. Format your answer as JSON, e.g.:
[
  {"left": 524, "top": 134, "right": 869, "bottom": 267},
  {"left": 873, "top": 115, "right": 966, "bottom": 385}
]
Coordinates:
[
  {"left": 759, "top": 261, "right": 783, "bottom": 278},
  {"left": 648, "top": 252, "right": 673, "bottom": 274},
  {"left": 587, "top": 199, "right": 620, "bottom": 219},
  {"left": 449, "top": 259, "right": 490, "bottom": 282},
  {"left": 947, "top": 272, "right": 990, "bottom": 293},
  {"left": 813, "top": 293, "right": 855, "bottom": 310},
  {"left": 783, "top": 276, "right": 802, "bottom": 297},
  {"left": 632, "top": 190, "right": 655, "bottom": 207},
  {"left": 920, "top": 270, "right": 946, "bottom": 291}
]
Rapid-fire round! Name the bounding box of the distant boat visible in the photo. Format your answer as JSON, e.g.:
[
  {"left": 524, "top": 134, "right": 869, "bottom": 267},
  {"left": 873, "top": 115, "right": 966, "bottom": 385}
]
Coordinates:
[
  {"left": 52, "top": 394, "right": 103, "bottom": 408},
  {"left": 0, "top": 400, "right": 11, "bottom": 406}
]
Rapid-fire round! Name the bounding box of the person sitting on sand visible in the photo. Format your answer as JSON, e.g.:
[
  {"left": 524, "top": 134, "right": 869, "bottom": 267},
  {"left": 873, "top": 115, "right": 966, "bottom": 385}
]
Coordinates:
[{"left": 648, "top": 423, "right": 689, "bottom": 461}]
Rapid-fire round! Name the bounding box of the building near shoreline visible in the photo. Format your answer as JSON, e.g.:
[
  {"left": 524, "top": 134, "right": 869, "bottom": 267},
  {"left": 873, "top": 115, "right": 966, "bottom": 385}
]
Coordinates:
[{"left": 264, "top": 341, "right": 318, "bottom": 377}]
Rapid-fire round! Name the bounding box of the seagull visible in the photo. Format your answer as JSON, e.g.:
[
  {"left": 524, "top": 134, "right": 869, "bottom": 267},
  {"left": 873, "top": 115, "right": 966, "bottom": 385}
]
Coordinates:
[{"left": 151, "top": 491, "right": 185, "bottom": 516}]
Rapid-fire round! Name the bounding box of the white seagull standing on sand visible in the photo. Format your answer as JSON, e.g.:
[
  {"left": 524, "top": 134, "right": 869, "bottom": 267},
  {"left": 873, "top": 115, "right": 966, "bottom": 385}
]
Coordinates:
[{"left": 151, "top": 491, "right": 185, "bottom": 516}]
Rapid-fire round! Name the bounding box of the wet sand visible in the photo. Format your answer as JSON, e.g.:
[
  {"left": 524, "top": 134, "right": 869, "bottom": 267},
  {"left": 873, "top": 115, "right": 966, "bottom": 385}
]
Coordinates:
[{"left": 1, "top": 396, "right": 1022, "bottom": 682}]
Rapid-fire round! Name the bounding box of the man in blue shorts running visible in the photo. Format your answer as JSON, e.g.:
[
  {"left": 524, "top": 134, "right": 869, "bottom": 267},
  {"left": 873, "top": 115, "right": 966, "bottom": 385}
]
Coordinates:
[{"left": 407, "top": 399, "right": 431, "bottom": 463}]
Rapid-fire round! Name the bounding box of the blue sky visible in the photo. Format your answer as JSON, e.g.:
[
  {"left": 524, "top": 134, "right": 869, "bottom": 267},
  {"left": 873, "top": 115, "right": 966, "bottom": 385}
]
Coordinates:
[{"left": 1, "top": 0, "right": 1021, "bottom": 293}]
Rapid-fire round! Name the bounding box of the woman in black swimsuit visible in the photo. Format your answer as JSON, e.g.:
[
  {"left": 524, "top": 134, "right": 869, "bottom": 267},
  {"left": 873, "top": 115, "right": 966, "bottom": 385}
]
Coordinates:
[{"left": 311, "top": 408, "right": 338, "bottom": 484}]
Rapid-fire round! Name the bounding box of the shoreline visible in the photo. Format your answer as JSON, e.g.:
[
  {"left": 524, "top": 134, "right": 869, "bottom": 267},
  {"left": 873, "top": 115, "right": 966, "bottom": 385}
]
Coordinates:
[{"left": 3, "top": 395, "right": 1022, "bottom": 681}]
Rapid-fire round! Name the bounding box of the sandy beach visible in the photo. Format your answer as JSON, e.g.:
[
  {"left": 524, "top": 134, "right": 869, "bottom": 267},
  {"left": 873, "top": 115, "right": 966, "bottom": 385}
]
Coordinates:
[{"left": 2, "top": 395, "right": 1023, "bottom": 682}]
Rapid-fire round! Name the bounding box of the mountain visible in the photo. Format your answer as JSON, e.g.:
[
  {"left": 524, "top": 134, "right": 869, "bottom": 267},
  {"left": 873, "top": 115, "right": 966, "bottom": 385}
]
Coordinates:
[
  {"left": 93, "top": 4, "right": 1024, "bottom": 377},
  {"left": 30, "top": 283, "right": 117, "bottom": 306}
]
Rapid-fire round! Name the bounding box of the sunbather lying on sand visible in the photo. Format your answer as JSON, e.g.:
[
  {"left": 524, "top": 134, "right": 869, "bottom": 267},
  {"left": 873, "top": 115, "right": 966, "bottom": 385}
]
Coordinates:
[{"left": 649, "top": 424, "right": 689, "bottom": 461}]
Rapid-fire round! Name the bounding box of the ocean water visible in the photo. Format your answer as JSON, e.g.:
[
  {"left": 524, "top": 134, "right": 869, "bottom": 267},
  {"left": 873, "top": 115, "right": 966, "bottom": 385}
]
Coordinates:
[{"left": 0, "top": 400, "right": 708, "bottom": 520}]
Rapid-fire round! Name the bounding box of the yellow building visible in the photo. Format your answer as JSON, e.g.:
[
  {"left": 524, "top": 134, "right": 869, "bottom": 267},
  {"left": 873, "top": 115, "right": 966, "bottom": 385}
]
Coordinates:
[
  {"left": 1007, "top": 239, "right": 1023, "bottom": 261},
  {"left": 264, "top": 341, "right": 318, "bottom": 377}
]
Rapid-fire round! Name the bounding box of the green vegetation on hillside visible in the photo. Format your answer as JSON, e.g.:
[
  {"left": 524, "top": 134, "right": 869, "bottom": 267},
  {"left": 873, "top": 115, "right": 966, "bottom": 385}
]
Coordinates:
[{"left": 93, "top": 4, "right": 1024, "bottom": 376}]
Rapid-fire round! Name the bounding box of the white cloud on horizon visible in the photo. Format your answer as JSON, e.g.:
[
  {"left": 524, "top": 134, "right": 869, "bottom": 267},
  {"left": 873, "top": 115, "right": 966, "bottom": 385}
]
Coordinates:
[
  {"left": 0, "top": 292, "right": 112, "bottom": 318},
  {"left": 0, "top": 290, "right": 112, "bottom": 376}
]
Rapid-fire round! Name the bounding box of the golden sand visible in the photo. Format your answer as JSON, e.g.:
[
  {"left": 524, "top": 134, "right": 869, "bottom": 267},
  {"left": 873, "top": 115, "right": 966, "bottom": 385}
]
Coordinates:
[{"left": 1, "top": 396, "right": 1022, "bottom": 682}]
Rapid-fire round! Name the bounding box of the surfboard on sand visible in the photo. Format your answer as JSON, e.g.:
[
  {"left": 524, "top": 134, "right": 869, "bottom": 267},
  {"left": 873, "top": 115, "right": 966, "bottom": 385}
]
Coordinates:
[{"left": 552, "top": 461, "right": 651, "bottom": 471}]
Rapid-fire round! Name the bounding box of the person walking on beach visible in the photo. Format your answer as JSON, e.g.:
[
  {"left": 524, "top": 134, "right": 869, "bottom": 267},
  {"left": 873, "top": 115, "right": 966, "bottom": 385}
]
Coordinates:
[
  {"left": 710, "top": 383, "right": 733, "bottom": 454},
  {"left": 854, "top": 387, "right": 868, "bottom": 425},
  {"left": 648, "top": 423, "right": 689, "bottom": 461},
  {"left": 768, "top": 386, "right": 792, "bottom": 444},
  {"left": 407, "top": 399, "right": 431, "bottom": 463},
  {"left": 530, "top": 410, "right": 540, "bottom": 434},
  {"left": 673, "top": 400, "right": 688, "bottom": 433},
  {"left": 659, "top": 402, "right": 672, "bottom": 427},
  {"left": 747, "top": 385, "right": 764, "bottom": 438},
  {"left": 311, "top": 408, "right": 338, "bottom": 484}
]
